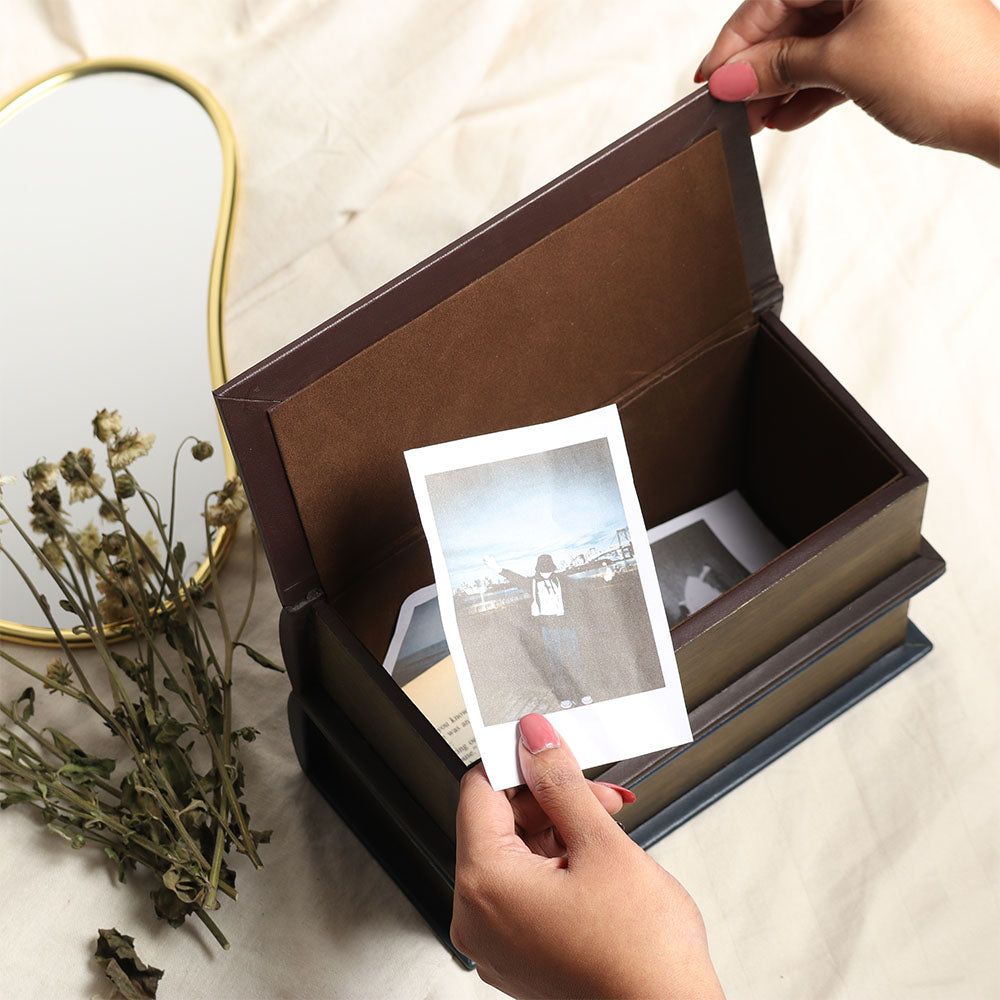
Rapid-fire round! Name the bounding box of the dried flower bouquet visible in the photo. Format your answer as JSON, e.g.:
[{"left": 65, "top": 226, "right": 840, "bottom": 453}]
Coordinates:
[{"left": 0, "top": 411, "right": 279, "bottom": 949}]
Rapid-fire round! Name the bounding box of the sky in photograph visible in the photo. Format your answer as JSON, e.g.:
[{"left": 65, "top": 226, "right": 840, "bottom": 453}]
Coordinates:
[{"left": 425, "top": 438, "right": 629, "bottom": 590}]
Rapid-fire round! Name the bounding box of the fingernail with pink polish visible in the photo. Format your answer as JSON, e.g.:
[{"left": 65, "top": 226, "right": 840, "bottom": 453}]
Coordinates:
[
  {"left": 596, "top": 781, "right": 637, "bottom": 804},
  {"left": 708, "top": 61, "right": 759, "bottom": 102},
  {"left": 519, "top": 713, "right": 560, "bottom": 755},
  {"left": 694, "top": 68, "right": 705, "bottom": 84}
]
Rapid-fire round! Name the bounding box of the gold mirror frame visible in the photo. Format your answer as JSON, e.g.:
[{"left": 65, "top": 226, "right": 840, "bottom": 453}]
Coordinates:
[{"left": 0, "top": 57, "right": 238, "bottom": 646}]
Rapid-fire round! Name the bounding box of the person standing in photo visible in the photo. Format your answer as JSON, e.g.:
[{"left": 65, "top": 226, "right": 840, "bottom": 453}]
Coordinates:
[{"left": 485, "top": 554, "right": 594, "bottom": 709}]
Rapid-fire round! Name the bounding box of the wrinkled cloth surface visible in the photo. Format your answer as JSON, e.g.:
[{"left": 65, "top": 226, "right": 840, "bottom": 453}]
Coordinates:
[{"left": 1, "top": 3, "right": 998, "bottom": 998}]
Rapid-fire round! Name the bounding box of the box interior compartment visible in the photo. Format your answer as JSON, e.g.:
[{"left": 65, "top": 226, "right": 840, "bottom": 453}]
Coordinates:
[
  {"left": 321, "top": 320, "right": 902, "bottom": 675},
  {"left": 267, "top": 131, "right": 903, "bottom": 683}
]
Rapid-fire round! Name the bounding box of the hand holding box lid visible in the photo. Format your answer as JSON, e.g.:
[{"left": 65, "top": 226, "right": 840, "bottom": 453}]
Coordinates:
[{"left": 697, "top": 0, "right": 1000, "bottom": 165}]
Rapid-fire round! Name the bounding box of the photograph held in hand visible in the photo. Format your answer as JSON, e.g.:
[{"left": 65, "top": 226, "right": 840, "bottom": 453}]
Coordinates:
[{"left": 405, "top": 405, "right": 692, "bottom": 790}]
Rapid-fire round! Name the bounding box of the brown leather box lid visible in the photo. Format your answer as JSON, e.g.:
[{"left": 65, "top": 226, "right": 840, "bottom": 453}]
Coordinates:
[{"left": 216, "top": 91, "right": 781, "bottom": 630}]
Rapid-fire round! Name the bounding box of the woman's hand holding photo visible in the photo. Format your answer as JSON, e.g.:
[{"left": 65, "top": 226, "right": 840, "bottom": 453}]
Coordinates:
[{"left": 451, "top": 714, "right": 725, "bottom": 999}]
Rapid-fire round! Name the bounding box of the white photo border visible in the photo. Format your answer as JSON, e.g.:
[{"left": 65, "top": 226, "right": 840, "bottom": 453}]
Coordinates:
[{"left": 382, "top": 582, "right": 439, "bottom": 675}]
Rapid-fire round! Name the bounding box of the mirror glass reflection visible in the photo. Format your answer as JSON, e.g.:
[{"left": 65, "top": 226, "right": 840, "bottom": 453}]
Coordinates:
[{"left": 0, "top": 66, "right": 235, "bottom": 639}]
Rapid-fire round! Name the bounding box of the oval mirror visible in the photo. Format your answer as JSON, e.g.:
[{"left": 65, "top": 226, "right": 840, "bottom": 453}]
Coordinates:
[{"left": 0, "top": 59, "right": 237, "bottom": 644}]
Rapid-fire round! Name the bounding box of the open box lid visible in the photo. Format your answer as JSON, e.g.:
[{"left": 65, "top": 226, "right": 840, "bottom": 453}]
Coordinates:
[{"left": 215, "top": 89, "right": 781, "bottom": 613}]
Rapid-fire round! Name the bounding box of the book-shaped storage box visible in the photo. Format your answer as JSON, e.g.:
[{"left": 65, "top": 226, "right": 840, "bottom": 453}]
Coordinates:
[{"left": 215, "top": 89, "right": 944, "bottom": 963}]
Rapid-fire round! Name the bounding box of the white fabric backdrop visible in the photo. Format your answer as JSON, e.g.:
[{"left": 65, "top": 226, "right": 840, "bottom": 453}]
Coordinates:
[{"left": 1, "top": 2, "right": 997, "bottom": 997}]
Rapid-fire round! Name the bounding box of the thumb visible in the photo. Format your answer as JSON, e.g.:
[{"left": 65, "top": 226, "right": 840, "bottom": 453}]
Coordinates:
[
  {"left": 517, "top": 714, "right": 621, "bottom": 855},
  {"left": 708, "top": 35, "right": 832, "bottom": 102}
]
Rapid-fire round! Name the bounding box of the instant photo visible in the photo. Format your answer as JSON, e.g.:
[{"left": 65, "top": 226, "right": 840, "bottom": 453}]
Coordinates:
[{"left": 405, "top": 406, "right": 691, "bottom": 790}]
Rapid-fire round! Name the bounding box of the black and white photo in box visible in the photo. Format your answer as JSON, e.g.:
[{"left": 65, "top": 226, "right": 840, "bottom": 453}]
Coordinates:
[
  {"left": 647, "top": 489, "right": 785, "bottom": 628},
  {"left": 405, "top": 405, "right": 691, "bottom": 790}
]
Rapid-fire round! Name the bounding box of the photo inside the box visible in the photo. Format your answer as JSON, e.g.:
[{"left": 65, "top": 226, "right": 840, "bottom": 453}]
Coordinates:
[
  {"left": 385, "top": 488, "right": 784, "bottom": 768},
  {"left": 651, "top": 521, "right": 748, "bottom": 628}
]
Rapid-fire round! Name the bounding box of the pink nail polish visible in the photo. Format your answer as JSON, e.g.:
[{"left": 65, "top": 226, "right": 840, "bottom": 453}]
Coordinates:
[
  {"left": 519, "top": 713, "right": 560, "bottom": 755},
  {"left": 694, "top": 69, "right": 705, "bottom": 84},
  {"left": 708, "top": 62, "right": 759, "bottom": 102},
  {"left": 596, "top": 781, "right": 637, "bottom": 804}
]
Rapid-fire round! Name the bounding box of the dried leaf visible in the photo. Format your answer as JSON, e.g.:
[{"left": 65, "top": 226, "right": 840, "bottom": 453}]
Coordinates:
[
  {"left": 111, "top": 652, "right": 143, "bottom": 684},
  {"left": 95, "top": 928, "right": 164, "bottom": 999},
  {"left": 0, "top": 789, "right": 36, "bottom": 809},
  {"left": 233, "top": 642, "right": 285, "bottom": 672},
  {"left": 57, "top": 763, "right": 111, "bottom": 790},
  {"left": 150, "top": 884, "right": 196, "bottom": 928},
  {"left": 152, "top": 716, "right": 188, "bottom": 747},
  {"left": 14, "top": 688, "right": 34, "bottom": 723},
  {"left": 45, "top": 728, "right": 116, "bottom": 782},
  {"left": 161, "top": 865, "right": 205, "bottom": 905},
  {"left": 163, "top": 618, "right": 198, "bottom": 662}
]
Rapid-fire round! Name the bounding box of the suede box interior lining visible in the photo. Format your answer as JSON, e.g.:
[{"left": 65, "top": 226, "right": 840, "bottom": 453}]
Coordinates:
[
  {"left": 268, "top": 129, "right": 901, "bottom": 665},
  {"left": 269, "top": 131, "right": 753, "bottom": 597}
]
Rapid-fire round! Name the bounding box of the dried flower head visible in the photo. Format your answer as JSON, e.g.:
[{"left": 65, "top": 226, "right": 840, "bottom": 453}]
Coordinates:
[
  {"left": 98, "top": 500, "right": 120, "bottom": 522},
  {"left": 43, "top": 658, "right": 73, "bottom": 693},
  {"left": 97, "top": 587, "right": 129, "bottom": 625},
  {"left": 0, "top": 474, "right": 15, "bottom": 500},
  {"left": 40, "top": 537, "right": 66, "bottom": 570},
  {"left": 191, "top": 441, "right": 214, "bottom": 462},
  {"left": 102, "top": 532, "right": 127, "bottom": 557},
  {"left": 25, "top": 461, "right": 59, "bottom": 495},
  {"left": 70, "top": 478, "right": 104, "bottom": 504},
  {"left": 204, "top": 478, "right": 247, "bottom": 528},
  {"left": 109, "top": 431, "right": 155, "bottom": 470},
  {"left": 136, "top": 531, "right": 162, "bottom": 571},
  {"left": 60, "top": 449, "right": 105, "bottom": 504},
  {"left": 75, "top": 522, "right": 103, "bottom": 562},
  {"left": 29, "top": 487, "right": 68, "bottom": 538},
  {"left": 114, "top": 472, "right": 137, "bottom": 499},
  {"left": 92, "top": 409, "right": 124, "bottom": 443},
  {"left": 97, "top": 563, "right": 141, "bottom": 623},
  {"left": 60, "top": 448, "right": 95, "bottom": 484},
  {"left": 110, "top": 559, "right": 142, "bottom": 592}
]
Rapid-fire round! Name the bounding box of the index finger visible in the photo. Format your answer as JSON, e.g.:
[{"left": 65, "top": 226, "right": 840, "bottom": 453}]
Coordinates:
[{"left": 454, "top": 764, "right": 518, "bottom": 867}]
